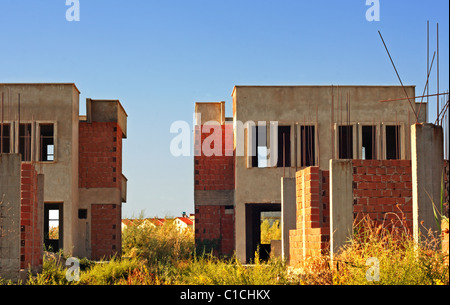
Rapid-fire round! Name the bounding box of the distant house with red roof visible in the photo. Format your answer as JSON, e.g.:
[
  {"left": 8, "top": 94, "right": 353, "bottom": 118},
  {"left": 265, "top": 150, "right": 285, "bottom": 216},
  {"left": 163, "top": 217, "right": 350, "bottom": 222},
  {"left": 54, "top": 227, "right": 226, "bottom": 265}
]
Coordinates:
[
  {"left": 121, "top": 214, "right": 194, "bottom": 232},
  {"left": 174, "top": 217, "right": 194, "bottom": 231}
]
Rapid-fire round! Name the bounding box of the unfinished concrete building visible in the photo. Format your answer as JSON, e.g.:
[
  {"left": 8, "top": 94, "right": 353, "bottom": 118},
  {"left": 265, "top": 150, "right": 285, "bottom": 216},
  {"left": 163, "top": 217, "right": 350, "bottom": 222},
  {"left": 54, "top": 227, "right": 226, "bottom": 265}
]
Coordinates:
[
  {"left": 192, "top": 85, "right": 449, "bottom": 263},
  {"left": 0, "top": 83, "right": 127, "bottom": 280}
]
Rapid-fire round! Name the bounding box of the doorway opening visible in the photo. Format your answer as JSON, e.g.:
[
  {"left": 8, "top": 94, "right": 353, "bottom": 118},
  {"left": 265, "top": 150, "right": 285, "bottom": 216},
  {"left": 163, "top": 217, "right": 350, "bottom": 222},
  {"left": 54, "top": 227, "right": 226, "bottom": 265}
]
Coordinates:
[{"left": 245, "top": 203, "right": 281, "bottom": 263}]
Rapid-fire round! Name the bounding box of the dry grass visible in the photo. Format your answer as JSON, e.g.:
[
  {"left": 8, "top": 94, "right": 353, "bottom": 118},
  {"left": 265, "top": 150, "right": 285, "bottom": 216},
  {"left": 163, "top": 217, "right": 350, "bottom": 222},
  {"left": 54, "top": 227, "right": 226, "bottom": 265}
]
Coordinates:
[{"left": 289, "top": 214, "right": 449, "bottom": 285}]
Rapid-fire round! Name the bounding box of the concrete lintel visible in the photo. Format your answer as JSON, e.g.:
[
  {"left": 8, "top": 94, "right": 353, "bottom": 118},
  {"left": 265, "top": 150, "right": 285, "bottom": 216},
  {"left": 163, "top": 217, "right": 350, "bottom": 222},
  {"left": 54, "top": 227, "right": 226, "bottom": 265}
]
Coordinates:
[{"left": 194, "top": 190, "right": 234, "bottom": 206}]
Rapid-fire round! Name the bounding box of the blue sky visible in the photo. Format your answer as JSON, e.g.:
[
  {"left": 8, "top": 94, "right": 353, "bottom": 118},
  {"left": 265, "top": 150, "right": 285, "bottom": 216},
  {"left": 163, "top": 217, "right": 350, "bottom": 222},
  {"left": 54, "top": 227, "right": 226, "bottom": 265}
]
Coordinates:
[{"left": 1, "top": 0, "right": 448, "bottom": 218}]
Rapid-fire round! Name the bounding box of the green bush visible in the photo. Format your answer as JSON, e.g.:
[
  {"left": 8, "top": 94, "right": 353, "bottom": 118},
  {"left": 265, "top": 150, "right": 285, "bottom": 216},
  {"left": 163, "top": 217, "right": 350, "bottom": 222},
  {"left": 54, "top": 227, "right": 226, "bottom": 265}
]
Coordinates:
[
  {"left": 27, "top": 257, "right": 71, "bottom": 285},
  {"left": 260, "top": 219, "right": 281, "bottom": 245}
]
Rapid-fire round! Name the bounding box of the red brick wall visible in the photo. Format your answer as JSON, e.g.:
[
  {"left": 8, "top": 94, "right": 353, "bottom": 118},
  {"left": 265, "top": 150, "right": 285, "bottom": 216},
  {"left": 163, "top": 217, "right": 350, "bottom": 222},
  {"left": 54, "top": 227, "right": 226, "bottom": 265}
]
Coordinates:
[
  {"left": 20, "top": 163, "right": 42, "bottom": 270},
  {"left": 194, "top": 124, "right": 235, "bottom": 256},
  {"left": 194, "top": 205, "right": 235, "bottom": 256},
  {"left": 91, "top": 204, "right": 121, "bottom": 260},
  {"left": 352, "top": 160, "right": 413, "bottom": 233},
  {"left": 194, "top": 124, "right": 234, "bottom": 191},
  {"left": 79, "top": 122, "right": 122, "bottom": 189},
  {"left": 290, "top": 167, "right": 330, "bottom": 265},
  {"left": 289, "top": 160, "right": 414, "bottom": 265},
  {"left": 80, "top": 121, "right": 123, "bottom": 260}
]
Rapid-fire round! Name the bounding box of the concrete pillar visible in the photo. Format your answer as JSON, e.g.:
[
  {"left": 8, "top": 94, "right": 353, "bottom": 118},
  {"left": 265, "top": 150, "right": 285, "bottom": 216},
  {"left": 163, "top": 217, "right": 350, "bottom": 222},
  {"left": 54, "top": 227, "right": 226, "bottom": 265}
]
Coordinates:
[
  {"left": 235, "top": 203, "right": 246, "bottom": 262},
  {"left": 281, "top": 177, "right": 296, "bottom": 261},
  {"left": 411, "top": 123, "right": 444, "bottom": 243},
  {"left": 0, "top": 154, "right": 21, "bottom": 281},
  {"left": 330, "top": 159, "right": 353, "bottom": 261}
]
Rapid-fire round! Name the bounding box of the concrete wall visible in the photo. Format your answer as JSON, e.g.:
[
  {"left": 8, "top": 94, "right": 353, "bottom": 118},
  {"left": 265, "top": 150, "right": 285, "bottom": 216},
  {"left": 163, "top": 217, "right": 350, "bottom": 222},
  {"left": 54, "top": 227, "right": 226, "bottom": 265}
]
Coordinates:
[
  {"left": 232, "top": 85, "right": 420, "bottom": 262},
  {"left": 195, "top": 102, "right": 225, "bottom": 125},
  {"left": 0, "top": 83, "right": 80, "bottom": 257},
  {"left": 0, "top": 154, "right": 21, "bottom": 280}
]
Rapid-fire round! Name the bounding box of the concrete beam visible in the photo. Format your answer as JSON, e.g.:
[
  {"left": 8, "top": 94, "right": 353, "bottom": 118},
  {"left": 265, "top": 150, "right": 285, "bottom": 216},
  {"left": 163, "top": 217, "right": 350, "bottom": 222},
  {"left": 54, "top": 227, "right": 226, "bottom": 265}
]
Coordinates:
[
  {"left": 330, "top": 159, "right": 353, "bottom": 261},
  {"left": 281, "top": 177, "right": 296, "bottom": 261},
  {"left": 411, "top": 123, "right": 444, "bottom": 243}
]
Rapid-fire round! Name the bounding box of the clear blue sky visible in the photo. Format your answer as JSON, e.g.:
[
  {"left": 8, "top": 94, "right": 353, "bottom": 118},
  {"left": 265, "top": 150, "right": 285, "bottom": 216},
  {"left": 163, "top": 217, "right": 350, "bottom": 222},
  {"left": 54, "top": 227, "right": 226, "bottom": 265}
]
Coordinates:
[{"left": 1, "top": 0, "right": 448, "bottom": 218}]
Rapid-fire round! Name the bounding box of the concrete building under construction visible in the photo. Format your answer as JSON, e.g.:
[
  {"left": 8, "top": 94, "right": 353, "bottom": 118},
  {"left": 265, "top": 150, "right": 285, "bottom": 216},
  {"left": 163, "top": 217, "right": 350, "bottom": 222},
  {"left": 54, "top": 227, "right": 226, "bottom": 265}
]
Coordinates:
[
  {"left": 194, "top": 85, "right": 448, "bottom": 263},
  {"left": 0, "top": 83, "right": 127, "bottom": 280}
]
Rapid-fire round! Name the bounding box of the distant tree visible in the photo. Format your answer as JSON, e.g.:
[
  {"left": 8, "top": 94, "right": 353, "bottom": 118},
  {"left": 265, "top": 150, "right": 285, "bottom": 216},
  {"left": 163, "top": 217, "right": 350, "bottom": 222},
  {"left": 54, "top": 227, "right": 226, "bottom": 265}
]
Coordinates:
[{"left": 260, "top": 219, "right": 281, "bottom": 244}]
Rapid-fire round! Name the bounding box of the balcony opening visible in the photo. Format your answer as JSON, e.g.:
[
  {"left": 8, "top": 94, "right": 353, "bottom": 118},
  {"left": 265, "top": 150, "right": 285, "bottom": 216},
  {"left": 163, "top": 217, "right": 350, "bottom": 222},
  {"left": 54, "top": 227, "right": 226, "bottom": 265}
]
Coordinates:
[
  {"left": 277, "top": 126, "right": 291, "bottom": 167},
  {"left": 19, "top": 123, "right": 32, "bottom": 161},
  {"left": 386, "top": 125, "right": 401, "bottom": 160},
  {"left": 39, "top": 124, "right": 54, "bottom": 161},
  {"left": 251, "top": 125, "right": 268, "bottom": 168},
  {"left": 300, "top": 125, "right": 315, "bottom": 167},
  {"left": 338, "top": 125, "right": 353, "bottom": 159},
  {"left": 362, "top": 125, "right": 376, "bottom": 160},
  {"left": 0, "top": 123, "right": 10, "bottom": 153}
]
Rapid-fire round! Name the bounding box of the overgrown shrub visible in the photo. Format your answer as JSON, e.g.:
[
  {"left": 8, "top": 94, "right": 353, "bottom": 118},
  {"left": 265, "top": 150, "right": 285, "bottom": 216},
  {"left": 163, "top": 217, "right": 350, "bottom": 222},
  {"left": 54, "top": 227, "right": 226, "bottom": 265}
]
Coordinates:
[
  {"left": 157, "top": 254, "right": 289, "bottom": 285},
  {"left": 333, "top": 216, "right": 449, "bottom": 285}
]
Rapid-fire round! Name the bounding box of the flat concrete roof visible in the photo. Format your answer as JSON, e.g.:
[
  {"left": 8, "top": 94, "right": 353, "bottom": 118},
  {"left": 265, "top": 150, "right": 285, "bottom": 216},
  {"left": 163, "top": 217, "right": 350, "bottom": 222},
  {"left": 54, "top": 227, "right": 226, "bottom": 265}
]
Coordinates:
[
  {"left": 88, "top": 99, "right": 128, "bottom": 117},
  {"left": 231, "top": 84, "right": 416, "bottom": 96},
  {"left": 0, "top": 83, "right": 81, "bottom": 94}
]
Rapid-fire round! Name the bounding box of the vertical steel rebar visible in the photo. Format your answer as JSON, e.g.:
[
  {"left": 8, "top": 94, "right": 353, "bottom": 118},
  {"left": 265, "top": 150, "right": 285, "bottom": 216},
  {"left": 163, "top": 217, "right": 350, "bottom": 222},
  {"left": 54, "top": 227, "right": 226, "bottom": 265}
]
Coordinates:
[
  {"left": 283, "top": 133, "right": 285, "bottom": 178},
  {"left": 437, "top": 23, "right": 440, "bottom": 124},
  {"left": 331, "top": 85, "right": 335, "bottom": 159},
  {"left": 1, "top": 92, "right": 3, "bottom": 153},
  {"left": 427, "top": 21, "right": 429, "bottom": 110}
]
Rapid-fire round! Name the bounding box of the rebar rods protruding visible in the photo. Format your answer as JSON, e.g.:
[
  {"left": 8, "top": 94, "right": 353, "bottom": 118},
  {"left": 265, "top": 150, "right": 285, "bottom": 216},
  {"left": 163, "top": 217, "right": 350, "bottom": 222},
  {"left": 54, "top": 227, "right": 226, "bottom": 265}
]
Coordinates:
[{"left": 378, "top": 31, "right": 418, "bottom": 122}]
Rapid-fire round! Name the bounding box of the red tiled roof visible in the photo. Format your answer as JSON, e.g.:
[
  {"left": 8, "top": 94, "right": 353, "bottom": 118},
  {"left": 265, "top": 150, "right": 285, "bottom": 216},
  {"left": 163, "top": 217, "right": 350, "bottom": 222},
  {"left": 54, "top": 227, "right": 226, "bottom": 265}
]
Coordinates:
[{"left": 176, "top": 217, "right": 194, "bottom": 225}]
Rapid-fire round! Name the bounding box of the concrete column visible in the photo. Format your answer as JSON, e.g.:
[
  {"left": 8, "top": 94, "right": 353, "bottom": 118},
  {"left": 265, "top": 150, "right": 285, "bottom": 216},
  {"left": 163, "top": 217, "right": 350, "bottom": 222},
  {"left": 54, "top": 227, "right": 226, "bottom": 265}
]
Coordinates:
[
  {"left": 0, "top": 154, "right": 21, "bottom": 281},
  {"left": 235, "top": 203, "right": 246, "bottom": 262},
  {"left": 411, "top": 123, "right": 444, "bottom": 243},
  {"left": 330, "top": 159, "right": 353, "bottom": 261},
  {"left": 281, "top": 177, "right": 296, "bottom": 261}
]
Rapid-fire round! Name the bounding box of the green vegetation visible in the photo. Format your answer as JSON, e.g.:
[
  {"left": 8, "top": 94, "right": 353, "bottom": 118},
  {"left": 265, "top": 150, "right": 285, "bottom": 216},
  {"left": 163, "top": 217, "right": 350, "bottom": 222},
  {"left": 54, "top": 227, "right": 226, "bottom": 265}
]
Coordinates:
[
  {"left": 260, "top": 219, "right": 281, "bottom": 244},
  {"left": 121, "top": 218, "right": 194, "bottom": 265},
  {"left": 3, "top": 213, "right": 448, "bottom": 285}
]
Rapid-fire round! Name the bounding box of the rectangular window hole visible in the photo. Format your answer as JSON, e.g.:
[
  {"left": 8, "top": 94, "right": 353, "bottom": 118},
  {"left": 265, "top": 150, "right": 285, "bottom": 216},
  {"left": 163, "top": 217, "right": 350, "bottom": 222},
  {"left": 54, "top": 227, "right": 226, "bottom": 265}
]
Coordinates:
[{"left": 78, "top": 209, "right": 88, "bottom": 219}]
